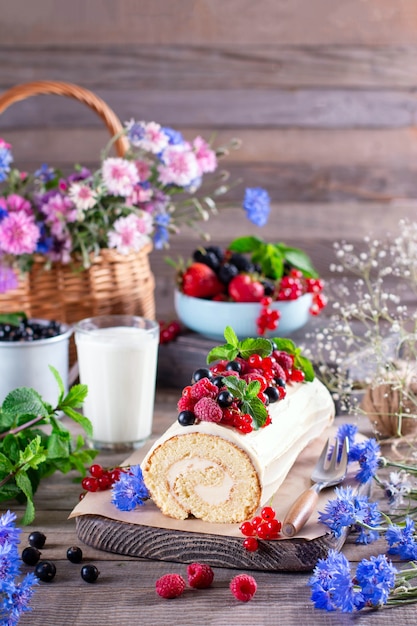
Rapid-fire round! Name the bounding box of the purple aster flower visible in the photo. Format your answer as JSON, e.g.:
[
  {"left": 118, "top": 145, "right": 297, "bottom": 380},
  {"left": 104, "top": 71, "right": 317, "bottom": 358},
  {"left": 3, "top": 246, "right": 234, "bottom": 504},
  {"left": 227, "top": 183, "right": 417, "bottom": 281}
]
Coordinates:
[
  {"left": 242, "top": 187, "right": 270, "bottom": 227},
  {"left": 355, "top": 554, "right": 397, "bottom": 607},
  {"left": 349, "top": 438, "right": 381, "bottom": 483},
  {"left": 111, "top": 465, "right": 150, "bottom": 512},
  {"left": 385, "top": 517, "right": 417, "bottom": 560},
  {"left": 0, "top": 264, "right": 18, "bottom": 293}
]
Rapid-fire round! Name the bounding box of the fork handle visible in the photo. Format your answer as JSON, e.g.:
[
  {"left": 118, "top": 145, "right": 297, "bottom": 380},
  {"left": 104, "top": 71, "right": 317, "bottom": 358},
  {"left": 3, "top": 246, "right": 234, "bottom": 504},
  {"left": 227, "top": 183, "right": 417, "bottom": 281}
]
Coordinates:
[{"left": 281, "top": 486, "right": 320, "bottom": 538}]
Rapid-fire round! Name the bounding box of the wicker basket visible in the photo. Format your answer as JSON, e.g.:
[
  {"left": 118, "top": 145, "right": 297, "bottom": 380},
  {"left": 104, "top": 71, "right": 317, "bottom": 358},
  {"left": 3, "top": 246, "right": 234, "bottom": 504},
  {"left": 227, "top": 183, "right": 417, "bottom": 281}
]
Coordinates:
[{"left": 0, "top": 81, "right": 156, "bottom": 360}]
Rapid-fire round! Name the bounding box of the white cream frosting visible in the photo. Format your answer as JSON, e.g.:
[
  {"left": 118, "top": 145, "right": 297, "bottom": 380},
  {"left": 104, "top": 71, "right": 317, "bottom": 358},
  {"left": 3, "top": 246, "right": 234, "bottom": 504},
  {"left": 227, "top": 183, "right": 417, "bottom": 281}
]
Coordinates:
[{"left": 141, "top": 378, "right": 335, "bottom": 508}]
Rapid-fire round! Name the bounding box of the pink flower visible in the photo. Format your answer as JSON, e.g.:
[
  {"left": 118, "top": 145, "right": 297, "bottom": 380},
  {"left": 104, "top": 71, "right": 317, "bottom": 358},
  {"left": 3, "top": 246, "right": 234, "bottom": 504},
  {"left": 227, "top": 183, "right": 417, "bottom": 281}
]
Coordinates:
[
  {"left": 0, "top": 263, "right": 18, "bottom": 292},
  {"left": 101, "top": 158, "right": 139, "bottom": 197},
  {"left": 127, "top": 184, "right": 153, "bottom": 206},
  {"left": 0, "top": 210, "right": 40, "bottom": 255},
  {"left": 47, "top": 235, "right": 72, "bottom": 264},
  {"left": 108, "top": 212, "right": 152, "bottom": 254},
  {"left": 135, "top": 159, "right": 151, "bottom": 181},
  {"left": 69, "top": 183, "right": 98, "bottom": 212},
  {"left": 158, "top": 145, "right": 199, "bottom": 187},
  {"left": 127, "top": 121, "right": 169, "bottom": 154},
  {"left": 193, "top": 136, "right": 217, "bottom": 174},
  {"left": 0, "top": 139, "right": 11, "bottom": 150},
  {"left": 41, "top": 193, "right": 77, "bottom": 235},
  {"left": 5, "top": 194, "right": 32, "bottom": 215}
]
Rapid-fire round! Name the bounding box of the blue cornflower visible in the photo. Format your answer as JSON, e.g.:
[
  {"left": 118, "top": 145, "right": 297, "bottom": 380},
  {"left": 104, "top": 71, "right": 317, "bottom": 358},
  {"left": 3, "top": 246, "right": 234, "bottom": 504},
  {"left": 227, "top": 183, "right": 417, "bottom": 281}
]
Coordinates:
[
  {"left": 2, "top": 573, "right": 38, "bottom": 624},
  {"left": 336, "top": 423, "right": 358, "bottom": 451},
  {"left": 111, "top": 465, "right": 150, "bottom": 512},
  {"left": 318, "top": 486, "right": 356, "bottom": 538},
  {"left": 162, "top": 126, "right": 184, "bottom": 145},
  {"left": 309, "top": 549, "right": 363, "bottom": 612},
  {"left": 0, "top": 206, "right": 8, "bottom": 221},
  {"left": 152, "top": 213, "right": 171, "bottom": 250},
  {"left": 242, "top": 187, "right": 270, "bottom": 227},
  {"left": 34, "top": 163, "right": 55, "bottom": 183},
  {"left": 385, "top": 517, "right": 417, "bottom": 560},
  {"left": 0, "top": 511, "right": 21, "bottom": 548},
  {"left": 0, "top": 144, "right": 13, "bottom": 182},
  {"left": 349, "top": 438, "right": 381, "bottom": 483},
  {"left": 355, "top": 554, "right": 397, "bottom": 607},
  {"left": 319, "top": 486, "right": 381, "bottom": 544},
  {"left": 126, "top": 121, "right": 146, "bottom": 147}
]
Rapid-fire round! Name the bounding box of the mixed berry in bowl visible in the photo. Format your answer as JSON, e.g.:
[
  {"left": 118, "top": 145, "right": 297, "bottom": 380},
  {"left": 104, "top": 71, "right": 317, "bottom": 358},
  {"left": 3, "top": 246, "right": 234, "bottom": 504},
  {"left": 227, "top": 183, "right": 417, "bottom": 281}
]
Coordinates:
[{"left": 0, "top": 313, "right": 64, "bottom": 342}]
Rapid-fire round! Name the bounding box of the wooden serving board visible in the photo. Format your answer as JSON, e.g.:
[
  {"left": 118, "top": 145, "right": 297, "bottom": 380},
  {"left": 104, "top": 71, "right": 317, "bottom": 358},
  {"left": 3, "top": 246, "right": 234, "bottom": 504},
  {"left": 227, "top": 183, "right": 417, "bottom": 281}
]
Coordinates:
[{"left": 73, "top": 430, "right": 367, "bottom": 572}]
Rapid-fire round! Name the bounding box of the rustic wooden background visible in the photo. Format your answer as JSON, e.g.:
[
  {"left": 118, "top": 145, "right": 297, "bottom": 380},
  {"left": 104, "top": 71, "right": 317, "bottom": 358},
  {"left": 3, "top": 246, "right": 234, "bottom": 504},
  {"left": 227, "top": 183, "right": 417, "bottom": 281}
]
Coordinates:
[{"left": 0, "top": 0, "right": 416, "bottom": 319}]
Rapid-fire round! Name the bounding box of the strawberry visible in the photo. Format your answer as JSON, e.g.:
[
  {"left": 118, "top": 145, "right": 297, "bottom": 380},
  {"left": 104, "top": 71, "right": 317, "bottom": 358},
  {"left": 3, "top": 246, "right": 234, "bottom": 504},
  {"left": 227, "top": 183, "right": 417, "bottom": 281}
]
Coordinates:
[
  {"left": 181, "top": 262, "right": 223, "bottom": 298},
  {"left": 228, "top": 274, "right": 264, "bottom": 302}
]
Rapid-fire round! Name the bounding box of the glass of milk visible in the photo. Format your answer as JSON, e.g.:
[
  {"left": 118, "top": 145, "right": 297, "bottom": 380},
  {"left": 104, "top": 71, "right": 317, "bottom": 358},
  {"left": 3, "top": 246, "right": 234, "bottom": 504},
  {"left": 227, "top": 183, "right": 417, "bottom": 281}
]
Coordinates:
[{"left": 74, "top": 315, "right": 159, "bottom": 451}]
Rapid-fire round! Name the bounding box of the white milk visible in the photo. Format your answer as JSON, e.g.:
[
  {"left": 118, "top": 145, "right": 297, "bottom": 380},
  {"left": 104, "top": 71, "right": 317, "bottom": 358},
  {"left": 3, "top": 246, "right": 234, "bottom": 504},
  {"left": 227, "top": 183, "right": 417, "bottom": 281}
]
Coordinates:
[{"left": 75, "top": 326, "right": 159, "bottom": 448}]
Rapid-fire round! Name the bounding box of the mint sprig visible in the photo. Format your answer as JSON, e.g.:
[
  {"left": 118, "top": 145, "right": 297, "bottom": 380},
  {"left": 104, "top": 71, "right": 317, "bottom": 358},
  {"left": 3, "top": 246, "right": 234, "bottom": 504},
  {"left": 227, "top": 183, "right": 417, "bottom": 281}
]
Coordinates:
[
  {"left": 228, "top": 235, "right": 319, "bottom": 280},
  {"left": 222, "top": 376, "right": 268, "bottom": 429},
  {"left": 0, "top": 366, "right": 96, "bottom": 524},
  {"left": 207, "top": 326, "right": 273, "bottom": 364}
]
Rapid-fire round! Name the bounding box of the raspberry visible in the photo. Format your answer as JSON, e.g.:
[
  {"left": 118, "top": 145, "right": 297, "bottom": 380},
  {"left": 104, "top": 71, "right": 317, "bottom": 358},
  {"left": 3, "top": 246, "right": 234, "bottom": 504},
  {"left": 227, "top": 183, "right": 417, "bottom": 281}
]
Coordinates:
[
  {"left": 155, "top": 573, "right": 186, "bottom": 599},
  {"left": 187, "top": 562, "right": 214, "bottom": 589},
  {"left": 177, "top": 395, "right": 195, "bottom": 412},
  {"left": 230, "top": 574, "right": 257, "bottom": 602},
  {"left": 190, "top": 377, "right": 219, "bottom": 401},
  {"left": 194, "top": 397, "right": 223, "bottom": 423}
]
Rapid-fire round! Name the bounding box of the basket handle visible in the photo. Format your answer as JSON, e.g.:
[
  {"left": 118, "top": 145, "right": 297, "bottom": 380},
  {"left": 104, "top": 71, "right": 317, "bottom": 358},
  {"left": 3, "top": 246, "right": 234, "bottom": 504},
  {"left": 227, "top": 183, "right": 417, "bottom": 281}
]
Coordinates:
[{"left": 0, "top": 80, "right": 129, "bottom": 157}]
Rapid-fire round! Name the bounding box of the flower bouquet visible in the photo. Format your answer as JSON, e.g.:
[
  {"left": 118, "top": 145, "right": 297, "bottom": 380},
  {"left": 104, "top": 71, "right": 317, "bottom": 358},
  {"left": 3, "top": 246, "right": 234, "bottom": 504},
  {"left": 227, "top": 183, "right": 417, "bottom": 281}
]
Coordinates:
[{"left": 0, "top": 81, "right": 269, "bottom": 328}]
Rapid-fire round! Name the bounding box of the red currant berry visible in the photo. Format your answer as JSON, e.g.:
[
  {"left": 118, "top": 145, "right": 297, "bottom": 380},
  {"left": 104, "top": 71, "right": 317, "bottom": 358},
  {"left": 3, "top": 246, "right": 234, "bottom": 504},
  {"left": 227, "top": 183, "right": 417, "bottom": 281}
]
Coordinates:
[
  {"left": 89, "top": 464, "right": 103, "bottom": 478},
  {"left": 251, "top": 516, "right": 262, "bottom": 529},
  {"left": 290, "top": 368, "right": 305, "bottom": 382},
  {"left": 266, "top": 519, "right": 282, "bottom": 537},
  {"left": 81, "top": 476, "right": 99, "bottom": 492},
  {"left": 256, "top": 522, "right": 271, "bottom": 539},
  {"left": 247, "top": 354, "right": 263, "bottom": 368},
  {"left": 261, "top": 506, "right": 276, "bottom": 521},
  {"left": 239, "top": 521, "right": 255, "bottom": 537},
  {"left": 243, "top": 537, "right": 259, "bottom": 552},
  {"left": 98, "top": 474, "right": 112, "bottom": 490},
  {"left": 110, "top": 468, "right": 121, "bottom": 483}
]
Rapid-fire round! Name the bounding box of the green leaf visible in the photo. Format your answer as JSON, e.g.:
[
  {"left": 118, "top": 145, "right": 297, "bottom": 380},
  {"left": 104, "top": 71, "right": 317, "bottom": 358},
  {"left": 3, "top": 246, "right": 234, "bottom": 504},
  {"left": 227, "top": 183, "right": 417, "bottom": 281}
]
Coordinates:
[
  {"left": 60, "top": 384, "right": 88, "bottom": 409},
  {"left": 2, "top": 388, "right": 50, "bottom": 421},
  {"left": 228, "top": 236, "right": 263, "bottom": 254},
  {"left": 278, "top": 245, "right": 319, "bottom": 278},
  {"left": 18, "top": 436, "right": 47, "bottom": 471},
  {"left": 15, "top": 471, "right": 35, "bottom": 525},
  {"left": 0, "top": 312, "right": 27, "bottom": 326},
  {"left": 271, "top": 338, "right": 298, "bottom": 354},
  {"left": 47, "top": 432, "right": 71, "bottom": 460},
  {"left": 245, "top": 380, "right": 261, "bottom": 398},
  {"left": 242, "top": 396, "right": 268, "bottom": 429},
  {"left": 49, "top": 365, "right": 65, "bottom": 402},
  {"left": 238, "top": 337, "right": 273, "bottom": 359},
  {"left": 206, "top": 344, "right": 239, "bottom": 364},
  {"left": 295, "top": 355, "right": 315, "bottom": 382},
  {"left": 0, "top": 452, "right": 14, "bottom": 473},
  {"left": 62, "top": 406, "right": 93, "bottom": 439},
  {"left": 223, "top": 326, "right": 239, "bottom": 347}
]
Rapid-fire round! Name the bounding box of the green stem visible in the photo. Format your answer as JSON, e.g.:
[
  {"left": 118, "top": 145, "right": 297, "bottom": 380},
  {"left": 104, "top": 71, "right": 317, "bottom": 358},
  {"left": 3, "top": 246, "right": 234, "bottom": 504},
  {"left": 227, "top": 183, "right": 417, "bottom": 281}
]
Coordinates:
[{"left": 0, "top": 414, "right": 46, "bottom": 440}]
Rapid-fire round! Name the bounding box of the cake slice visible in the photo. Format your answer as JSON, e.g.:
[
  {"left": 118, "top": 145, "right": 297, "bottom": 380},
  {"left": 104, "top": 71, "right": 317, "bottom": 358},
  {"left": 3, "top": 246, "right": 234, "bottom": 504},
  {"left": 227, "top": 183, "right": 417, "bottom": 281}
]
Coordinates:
[{"left": 141, "top": 327, "right": 334, "bottom": 524}]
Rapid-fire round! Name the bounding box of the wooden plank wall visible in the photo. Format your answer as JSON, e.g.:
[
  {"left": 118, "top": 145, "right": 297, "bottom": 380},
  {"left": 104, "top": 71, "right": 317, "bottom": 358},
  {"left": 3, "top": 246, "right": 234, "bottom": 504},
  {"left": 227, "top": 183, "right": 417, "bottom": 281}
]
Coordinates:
[{"left": 0, "top": 0, "right": 416, "bottom": 318}]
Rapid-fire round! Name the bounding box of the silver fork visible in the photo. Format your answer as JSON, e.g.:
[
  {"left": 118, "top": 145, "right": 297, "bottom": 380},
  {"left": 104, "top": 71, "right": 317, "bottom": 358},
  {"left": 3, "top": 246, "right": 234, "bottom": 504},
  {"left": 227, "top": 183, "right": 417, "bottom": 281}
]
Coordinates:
[{"left": 282, "top": 436, "right": 349, "bottom": 538}]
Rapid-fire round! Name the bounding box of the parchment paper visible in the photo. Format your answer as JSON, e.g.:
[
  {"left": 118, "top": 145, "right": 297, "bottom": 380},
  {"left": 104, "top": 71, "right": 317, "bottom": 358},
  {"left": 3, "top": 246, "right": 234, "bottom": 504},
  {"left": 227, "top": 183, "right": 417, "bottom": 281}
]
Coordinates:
[{"left": 70, "top": 425, "right": 359, "bottom": 541}]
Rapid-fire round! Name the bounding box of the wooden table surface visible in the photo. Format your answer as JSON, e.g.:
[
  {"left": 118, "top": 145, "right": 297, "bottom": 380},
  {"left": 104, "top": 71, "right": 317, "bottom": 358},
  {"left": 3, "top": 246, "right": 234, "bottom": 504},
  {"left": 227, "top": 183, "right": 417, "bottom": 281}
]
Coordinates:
[{"left": 13, "top": 387, "right": 416, "bottom": 626}]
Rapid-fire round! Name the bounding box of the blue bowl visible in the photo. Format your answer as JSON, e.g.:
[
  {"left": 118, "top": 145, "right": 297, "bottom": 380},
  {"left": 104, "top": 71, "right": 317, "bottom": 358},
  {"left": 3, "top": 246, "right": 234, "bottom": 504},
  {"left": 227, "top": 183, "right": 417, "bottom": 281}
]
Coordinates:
[{"left": 174, "top": 290, "right": 313, "bottom": 342}]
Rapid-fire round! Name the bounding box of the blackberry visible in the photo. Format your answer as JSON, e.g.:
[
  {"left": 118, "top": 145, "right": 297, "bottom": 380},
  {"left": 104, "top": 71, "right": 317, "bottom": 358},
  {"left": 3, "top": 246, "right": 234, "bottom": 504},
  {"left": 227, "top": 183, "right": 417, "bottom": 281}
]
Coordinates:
[
  {"left": 192, "top": 248, "right": 220, "bottom": 271},
  {"left": 218, "top": 263, "right": 239, "bottom": 285},
  {"left": 262, "top": 280, "right": 275, "bottom": 296},
  {"left": 205, "top": 245, "right": 224, "bottom": 261},
  {"left": 0, "top": 319, "right": 62, "bottom": 342},
  {"left": 229, "top": 253, "right": 254, "bottom": 273}
]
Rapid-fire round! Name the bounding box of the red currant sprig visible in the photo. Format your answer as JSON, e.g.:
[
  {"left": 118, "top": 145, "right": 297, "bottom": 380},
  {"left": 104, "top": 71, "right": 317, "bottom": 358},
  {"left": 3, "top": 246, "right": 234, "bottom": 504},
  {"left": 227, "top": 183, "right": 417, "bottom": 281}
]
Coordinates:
[
  {"left": 81, "top": 463, "right": 125, "bottom": 494},
  {"left": 159, "top": 320, "right": 182, "bottom": 344},
  {"left": 256, "top": 297, "right": 280, "bottom": 336},
  {"left": 240, "top": 506, "right": 282, "bottom": 551}
]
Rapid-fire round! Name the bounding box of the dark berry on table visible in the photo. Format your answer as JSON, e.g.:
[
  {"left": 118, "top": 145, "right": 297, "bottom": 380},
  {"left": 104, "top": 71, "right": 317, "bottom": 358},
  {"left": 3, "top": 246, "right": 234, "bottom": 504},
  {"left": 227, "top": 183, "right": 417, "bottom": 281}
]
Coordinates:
[
  {"left": 22, "top": 546, "right": 41, "bottom": 566},
  {"left": 211, "top": 375, "right": 225, "bottom": 388},
  {"left": 262, "top": 280, "right": 275, "bottom": 296},
  {"left": 67, "top": 546, "right": 83, "bottom": 563},
  {"left": 218, "top": 262, "right": 239, "bottom": 285},
  {"left": 28, "top": 531, "right": 46, "bottom": 549},
  {"left": 178, "top": 410, "right": 196, "bottom": 426},
  {"left": 225, "top": 360, "right": 242, "bottom": 373},
  {"left": 265, "top": 386, "right": 280, "bottom": 403},
  {"left": 229, "top": 253, "right": 254, "bottom": 273},
  {"left": 217, "top": 390, "right": 234, "bottom": 407},
  {"left": 81, "top": 564, "right": 100, "bottom": 583},
  {"left": 34, "top": 560, "right": 56, "bottom": 582},
  {"left": 192, "top": 367, "right": 212, "bottom": 383}
]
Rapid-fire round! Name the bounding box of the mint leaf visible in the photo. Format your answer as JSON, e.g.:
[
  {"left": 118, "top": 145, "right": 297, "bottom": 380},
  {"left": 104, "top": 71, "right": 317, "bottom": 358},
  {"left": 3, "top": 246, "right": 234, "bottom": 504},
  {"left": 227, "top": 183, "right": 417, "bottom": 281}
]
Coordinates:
[
  {"left": 223, "top": 326, "right": 239, "bottom": 347},
  {"left": 62, "top": 406, "right": 93, "bottom": 438},
  {"left": 0, "top": 312, "right": 26, "bottom": 326},
  {"left": 15, "top": 471, "right": 35, "bottom": 525},
  {"left": 60, "top": 384, "right": 88, "bottom": 409},
  {"left": 238, "top": 337, "right": 272, "bottom": 359},
  {"left": 18, "top": 436, "right": 47, "bottom": 471},
  {"left": 241, "top": 396, "right": 268, "bottom": 429},
  {"left": 228, "top": 236, "right": 263, "bottom": 254},
  {"left": 280, "top": 246, "right": 319, "bottom": 278},
  {"left": 294, "top": 355, "right": 315, "bottom": 382},
  {"left": 2, "top": 388, "right": 49, "bottom": 422},
  {"left": 207, "top": 344, "right": 239, "bottom": 364},
  {"left": 223, "top": 376, "right": 268, "bottom": 429},
  {"left": 50, "top": 365, "right": 65, "bottom": 403}
]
